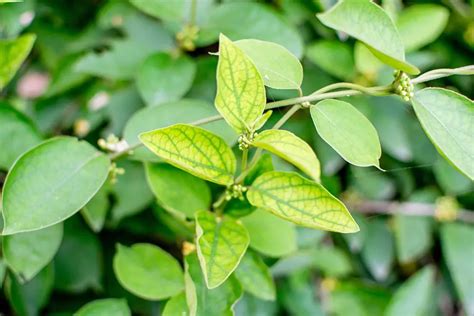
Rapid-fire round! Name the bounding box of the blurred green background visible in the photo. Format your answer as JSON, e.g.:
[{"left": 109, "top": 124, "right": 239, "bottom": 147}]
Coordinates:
[{"left": 0, "top": 0, "right": 473, "bottom": 315}]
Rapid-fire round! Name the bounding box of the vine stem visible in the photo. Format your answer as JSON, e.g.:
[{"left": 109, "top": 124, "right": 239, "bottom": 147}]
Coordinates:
[
  {"left": 108, "top": 66, "right": 473, "bottom": 160},
  {"left": 347, "top": 200, "right": 474, "bottom": 224}
]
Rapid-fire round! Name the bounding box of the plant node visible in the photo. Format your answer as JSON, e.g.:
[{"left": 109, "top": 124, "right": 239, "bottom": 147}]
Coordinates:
[
  {"left": 238, "top": 131, "right": 257, "bottom": 150},
  {"left": 177, "top": 24, "right": 200, "bottom": 51},
  {"left": 225, "top": 184, "right": 248, "bottom": 201},
  {"left": 108, "top": 162, "right": 125, "bottom": 184},
  {"left": 435, "top": 196, "right": 458, "bottom": 222},
  {"left": 392, "top": 71, "right": 414, "bottom": 101},
  {"left": 98, "top": 134, "right": 130, "bottom": 153}
]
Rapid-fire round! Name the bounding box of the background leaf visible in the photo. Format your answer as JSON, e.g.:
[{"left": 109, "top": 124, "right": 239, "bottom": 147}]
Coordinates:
[
  {"left": 235, "top": 250, "right": 276, "bottom": 301},
  {"left": 140, "top": 124, "right": 236, "bottom": 185},
  {"left": 396, "top": 4, "right": 449, "bottom": 52},
  {"left": 2, "top": 137, "right": 110, "bottom": 235},
  {"left": 199, "top": 2, "right": 303, "bottom": 58},
  {"left": 146, "top": 163, "right": 211, "bottom": 219},
  {"left": 306, "top": 40, "right": 355, "bottom": 81},
  {"left": 385, "top": 266, "right": 435, "bottom": 316},
  {"left": 0, "top": 33, "right": 36, "bottom": 89},
  {"left": 3, "top": 223, "right": 63, "bottom": 282},
  {"left": 317, "top": 0, "right": 419, "bottom": 74},
  {"left": 75, "top": 298, "right": 131, "bottom": 316},
  {"left": 113, "top": 243, "right": 184, "bottom": 300},
  {"left": 136, "top": 53, "right": 196, "bottom": 107},
  {"left": 241, "top": 208, "right": 297, "bottom": 257},
  {"left": 185, "top": 252, "right": 242, "bottom": 316},
  {"left": 0, "top": 102, "right": 42, "bottom": 170},
  {"left": 441, "top": 223, "right": 474, "bottom": 315}
]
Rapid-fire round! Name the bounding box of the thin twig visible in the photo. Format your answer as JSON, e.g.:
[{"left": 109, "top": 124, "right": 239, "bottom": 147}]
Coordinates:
[{"left": 346, "top": 200, "right": 474, "bottom": 224}]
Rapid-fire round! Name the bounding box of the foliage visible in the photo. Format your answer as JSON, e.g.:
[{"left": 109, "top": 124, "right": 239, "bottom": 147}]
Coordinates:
[{"left": 0, "top": 0, "right": 473, "bottom": 315}]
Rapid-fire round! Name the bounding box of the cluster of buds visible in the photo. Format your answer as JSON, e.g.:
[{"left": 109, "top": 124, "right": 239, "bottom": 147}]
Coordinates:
[
  {"left": 225, "top": 184, "right": 247, "bottom": 201},
  {"left": 98, "top": 134, "right": 129, "bottom": 153},
  {"left": 301, "top": 101, "right": 311, "bottom": 109},
  {"left": 176, "top": 24, "right": 199, "bottom": 51},
  {"left": 238, "top": 131, "right": 257, "bottom": 150},
  {"left": 393, "top": 71, "right": 414, "bottom": 101},
  {"left": 108, "top": 162, "right": 125, "bottom": 184},
  {"left": 435, "top": 196, "right": 458, "bottom": 222}
]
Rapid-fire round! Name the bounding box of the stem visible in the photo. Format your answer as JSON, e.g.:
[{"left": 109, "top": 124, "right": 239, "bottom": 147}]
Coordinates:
[
  {"left": 347, "top": 200, "right": 474, "bottom": 224},
  {"left": 109, "top": 66, "right": 473, "bottom": 161},
  {"left": 411, "top": 65, "right": 474, "bottom": 84},
  {"left": 236, "top": 104, "right": 302, "bottom": 183},
  {"left": 189, "top": 0, "right": 197, "bottom": 26},
  {"left": 241, "top": 148, "right": 248, "bottom": 173}
]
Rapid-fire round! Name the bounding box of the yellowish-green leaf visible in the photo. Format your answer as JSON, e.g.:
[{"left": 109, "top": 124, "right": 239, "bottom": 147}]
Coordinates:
[
  {"left": 253, "top": 110, "right": 272, "bottom": 131},
  {"left": 0, "top": 33, "right": 36, "bottom": 89},
  {"left": 252, "top": 129, "right": 320, "bottom": 181},
  {"left": 139, "top": 124, "right": 236, "bottom": 186},
  {"left": 317, "top": 0, "right": 419, "bottom": 75},
  {"left": 247, "top": 171, "right": 359, "bottom": 233},
  {"left": 215, "top": 34, "right": 266, "bottom": 132},
  {"left": 310, "top": 99, "right": 381, "bottom": 168},
  {"left": 196, "top": 211, "right": 249, "bottom": 289},
  {"left": 412, "top": 88, "right": 474, "bottom": 180}
]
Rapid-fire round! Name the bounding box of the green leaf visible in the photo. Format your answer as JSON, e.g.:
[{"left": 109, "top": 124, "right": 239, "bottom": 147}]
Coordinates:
[
  {"left": 310, "top": 99, "right": 381, "bottom": 168},
  {"left": 0, "top": 103, "right": 42, "bottom": 170},
  {"left": 113, "top": 243, "right": 184, "bottom": 300},
  {"left": 3, "top": 223, "right": 63, "bottom": 282},
  {"left": 252, "top": 129, "right": 321, "bottom": 181},
  {"left": 195, "top": 210, "right": 249, "bottom": 289},
  {"left": 136, "top": 53, "right": 196, "bottom": 107},
  {"left": 129, "top": 0, "right": 185, "bottom": 22},
  {"left": 139, "top": 124, "right": 236, "bottom": 186},
  {"left": 433, "top": 158, "right": 473, "bottom": 195},
  {"left": 110, "top": 160, "right": 154, "bottom": 223},
  {"left": 397, "top": 4, "right": 449, "bottom": 52},
  {"left": 200, "top": 2, "right": 303, "bottom": 58},
  {"left": 279, "top": 270, "right": 325, "bottom": 316},
  {"left": 74, "top": 18, "right": 173, "bottom": 80},
  {"left": 163, "top": 293, "right": 189, "bottom": 316},
  {"left": 394, "top": 215, "right": 432, "bottom": 264},
  {"left": 234, "top": 39, "right": 303, "bottom": 90},
  {"left": 361, "top": 219, "right": 394, "bottom": 281},
  {"left": 5, "top": 265, "right": 54, "bottom": 316},
  {"left": 2, "top": 136, "right": 111, "bottom": 235},
  {"left": 441, "top": 223, "right": 474, "bottom": 315},
  {"left": 247, "top": 171, "right": 359, "bottom": 233},
  {"left": 252, "top": 110, "right": 273, "bottom": 131},
  {"left": 385, "top": 266, "right": 435, "bottom": 316},
  {"left": 0, "top": 33, "right": 36, "bottom": 89},
  {"left": 235, "top": 250, "right": 276, "bottom": 301},
  {"left": 81, "top": 185, "right": 109, "bottom": 233},
  {"left": 412, "top": 88, "right": 474, "bottom": 180},
  {"left": 54, "top": 218, "right": 102, "bottom": 293},
  {"left": 124, "top": 99, "right": 236, "bottom": 161},
  {"left": 306, "top": 40, "right": 355, "bottom": 81},
  {"left": 75, "top": 298, "right": 131, "bottom": 316},
  {"left": 215, "top": 34, "right": 266, "bottom": 133},
  {"left": 185, "top": 252, "right": 242, "bottom": 316},
  {"left": 145, "top": 163, "right": 211, "bottom": 219},
  {"left": 241, "top": 208, "right": 297, "bottom": 257},
  {"left": 317, "top": 0, "right": 419, "bottom": 75}
]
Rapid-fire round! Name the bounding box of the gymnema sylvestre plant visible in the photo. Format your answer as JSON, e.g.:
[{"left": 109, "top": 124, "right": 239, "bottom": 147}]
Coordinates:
[{"left": 0, "top": 0, "right": 473, "bottom": 315}]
